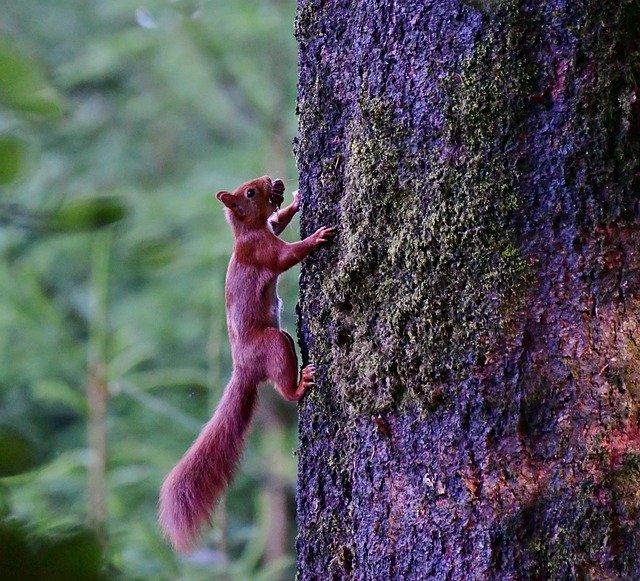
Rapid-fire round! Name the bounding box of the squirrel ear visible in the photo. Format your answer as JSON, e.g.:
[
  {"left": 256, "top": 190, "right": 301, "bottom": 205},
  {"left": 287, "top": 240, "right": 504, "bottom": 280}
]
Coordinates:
[
  {"left": 216, "top": 191, "right": 235, "bottom": 209},
  {"left": 217, "top": 191, "right": 246, "bottom": 217}
]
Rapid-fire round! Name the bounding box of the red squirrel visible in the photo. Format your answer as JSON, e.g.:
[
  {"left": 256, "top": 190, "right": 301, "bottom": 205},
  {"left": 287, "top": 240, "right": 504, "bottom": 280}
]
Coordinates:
[{"left": 158, "top": 175, "right": 335, "bottom": 552}]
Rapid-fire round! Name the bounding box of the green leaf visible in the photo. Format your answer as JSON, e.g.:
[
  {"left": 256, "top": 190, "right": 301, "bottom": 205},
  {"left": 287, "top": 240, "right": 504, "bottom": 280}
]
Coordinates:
[
  {"left": 49, "top": 197, "right": 127, "bottom": 232},
  {"left": 0, "top": 137, "right": 25, "bottom": 185},
  {"left": 0, "top": 38, "right": 66, "bottom": 118},
  {"left": 0, "top": 425, "right": 41, "bottom": 477}
]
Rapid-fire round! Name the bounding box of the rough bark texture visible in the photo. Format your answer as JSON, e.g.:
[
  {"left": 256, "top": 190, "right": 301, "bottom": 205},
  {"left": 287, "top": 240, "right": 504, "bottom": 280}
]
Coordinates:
[{"left": 295, "top": 1, "right": 640, "bottom": 579}]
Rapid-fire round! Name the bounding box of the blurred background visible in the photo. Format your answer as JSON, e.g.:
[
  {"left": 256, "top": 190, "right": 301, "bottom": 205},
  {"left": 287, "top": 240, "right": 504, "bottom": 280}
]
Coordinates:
[{"left": 0, "top": 0, "right": 300, "bottom": 578}]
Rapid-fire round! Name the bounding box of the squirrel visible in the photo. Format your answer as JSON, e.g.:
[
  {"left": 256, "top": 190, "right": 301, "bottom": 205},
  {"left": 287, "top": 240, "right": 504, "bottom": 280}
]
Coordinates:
[{"left": 158, "top": 175, "right": 335, "bottom": 552}]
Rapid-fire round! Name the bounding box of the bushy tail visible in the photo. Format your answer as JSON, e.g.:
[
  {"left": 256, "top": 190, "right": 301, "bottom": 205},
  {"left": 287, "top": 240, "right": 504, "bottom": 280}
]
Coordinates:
[{"left": 159, "top": 373, "right": 257, "bottom": 552}]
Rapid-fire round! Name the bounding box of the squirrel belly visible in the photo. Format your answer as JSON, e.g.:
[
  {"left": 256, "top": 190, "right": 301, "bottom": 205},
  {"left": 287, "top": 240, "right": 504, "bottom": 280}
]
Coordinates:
[{"left": 158, "top": 176, "right": 335, "bottom": 551}]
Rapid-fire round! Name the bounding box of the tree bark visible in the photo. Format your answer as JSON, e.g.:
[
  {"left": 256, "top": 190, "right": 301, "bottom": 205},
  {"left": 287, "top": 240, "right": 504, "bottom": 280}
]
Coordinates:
[{"left": 295, "top": 1, "right": 640, "bottom": 579}]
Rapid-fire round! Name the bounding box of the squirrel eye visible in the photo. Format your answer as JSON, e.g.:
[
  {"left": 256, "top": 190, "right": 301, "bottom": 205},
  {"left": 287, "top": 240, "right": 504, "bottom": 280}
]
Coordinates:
[{"left": 246, "top": 188, "right": 256, "bottom": 198}]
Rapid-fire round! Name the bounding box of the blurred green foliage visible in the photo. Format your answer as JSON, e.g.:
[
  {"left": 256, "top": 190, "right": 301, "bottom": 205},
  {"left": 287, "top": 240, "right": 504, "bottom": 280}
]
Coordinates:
[
  {"left": 0, "top": 424, "right": 42, "bottom": 477},
  {"left": 0, "top": 0, "right": 300, "bottom": 578},
  {"left": 0, "top": 136, "right": 25, "bottom": 185},
  {"left": 0, "top": 523, "right": 104, "bottom": 581}
]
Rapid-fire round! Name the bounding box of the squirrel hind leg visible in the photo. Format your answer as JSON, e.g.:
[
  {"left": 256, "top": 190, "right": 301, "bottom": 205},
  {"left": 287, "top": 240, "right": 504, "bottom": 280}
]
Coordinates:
[{"left": 264, "top": 329, "right": 313, "bottom": 401}]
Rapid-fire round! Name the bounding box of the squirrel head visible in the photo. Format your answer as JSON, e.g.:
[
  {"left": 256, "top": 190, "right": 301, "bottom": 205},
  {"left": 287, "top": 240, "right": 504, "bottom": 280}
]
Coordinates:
[{"left": 216, "top": 176, "right": 285, "bottom": 226}]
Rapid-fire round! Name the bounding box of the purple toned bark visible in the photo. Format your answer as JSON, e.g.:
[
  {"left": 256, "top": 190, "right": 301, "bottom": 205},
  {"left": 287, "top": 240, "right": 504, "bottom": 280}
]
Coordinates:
[{"left": 295, "top": 0, "right": 640, "bottom": 579}]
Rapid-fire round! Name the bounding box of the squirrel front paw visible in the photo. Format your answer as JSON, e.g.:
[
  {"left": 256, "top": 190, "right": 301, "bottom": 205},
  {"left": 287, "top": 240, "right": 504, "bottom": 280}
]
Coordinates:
[
  {"left": 291, "top": 190, "right": 301, "bottom": 213},
  {"left": 311, "top": 226, "right": 336, "bottom": 246}
]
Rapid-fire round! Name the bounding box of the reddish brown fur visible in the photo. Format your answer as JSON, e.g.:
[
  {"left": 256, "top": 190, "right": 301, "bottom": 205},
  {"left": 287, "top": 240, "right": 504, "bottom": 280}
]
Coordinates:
[{"left": 158, "top": 176, "right": 334, "bottom": 552}]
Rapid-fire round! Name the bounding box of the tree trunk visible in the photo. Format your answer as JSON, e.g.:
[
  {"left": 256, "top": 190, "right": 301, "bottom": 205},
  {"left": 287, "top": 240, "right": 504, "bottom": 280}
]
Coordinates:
[{"left": 295, "top": 1, "right": 640, "bottom": 579}]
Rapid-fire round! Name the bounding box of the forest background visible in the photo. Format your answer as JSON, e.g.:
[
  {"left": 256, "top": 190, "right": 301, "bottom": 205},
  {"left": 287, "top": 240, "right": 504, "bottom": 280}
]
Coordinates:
[{"left": 0, "top": 0, "right": 300, "bottom": 578}]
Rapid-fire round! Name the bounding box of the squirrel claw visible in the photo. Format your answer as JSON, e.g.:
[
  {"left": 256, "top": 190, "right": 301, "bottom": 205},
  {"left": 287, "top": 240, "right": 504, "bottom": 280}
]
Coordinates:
[
  {"left": 300, "top": 364, "right": 316, "bottom": 387},
  {"left": 313, "top": 226, "right": 336, "bottom": 244}
]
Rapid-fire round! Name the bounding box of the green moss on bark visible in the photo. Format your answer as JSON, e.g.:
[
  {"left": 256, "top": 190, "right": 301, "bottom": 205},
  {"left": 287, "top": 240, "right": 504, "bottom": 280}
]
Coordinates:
[
  {"left": 523, "top": 455, "right": 640, "bottom": 578},
  {"left": 524, "top": 484, "right": 612, "bottom": 579},
  {"left": 312, "top": 4, "right": 531, "bottom": 414},
  {"left": 608, "top": 452, "right": 640, "bottom": 509}
]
